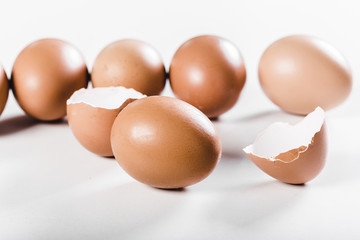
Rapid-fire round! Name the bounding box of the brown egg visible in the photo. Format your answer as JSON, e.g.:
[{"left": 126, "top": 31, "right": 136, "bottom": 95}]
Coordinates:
[
  {"left": 169, "top": 35, "right": 246, "bottom": 118},
  {"left": 67, "top": 87, "right": 145, "bottom": 157},
  {"left": 12, "top": 38, "right": 88, "bottom": 121},
  {"left": 111, "top": 96, "right": 222, "bottom": 189},
  {"left": 243, "top": 107, "right": 327, "bottom": 184},
  {"left": 91, "top": 39, "right": 166, "bottom": 95},
  {"left": 0, "top": 64, "right": 9, "bottom": 117},
  {"left": 259, "top": 35, "right": 352, "bottom": 115}
]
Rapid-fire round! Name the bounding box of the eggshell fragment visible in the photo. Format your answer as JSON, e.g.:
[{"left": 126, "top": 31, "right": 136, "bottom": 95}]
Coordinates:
[
  {"left": 12, "top": 38, "right": 88, "bottom": 121},
  {"left": 111, "top": 96, "right": 222, "bottom": 189},
  {"left": 259, "top": 35, "right": 352, "bottom": 115},
  {"left": 243, "top": 107, "right": 327, "bottom": 184},
  {"left": 169, "top": 35, "right": 246, "bottom": 118},
  {"left": 91, "top": 39, "right": 166, "bottom": 96},
  {"left": 67, "top": 87, "right": 146, "bottom": 157},
  {"left": 0, "top": 65, "right": 9, "bottom": 116}
]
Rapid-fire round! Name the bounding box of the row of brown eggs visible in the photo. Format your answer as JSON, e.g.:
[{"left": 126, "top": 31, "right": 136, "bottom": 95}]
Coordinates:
[
  {"left": 0, "top": 35, "right": 353, "bottom": 120},
  {"left": 89, "top": 35, "right": 353, "bottom": 117},
  {"left": 0, "top": 34, "right": 353, "bottom": 189}
]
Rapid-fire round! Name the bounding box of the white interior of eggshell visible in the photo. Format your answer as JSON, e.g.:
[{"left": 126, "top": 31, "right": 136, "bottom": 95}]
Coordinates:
[
  {"left": 67, "top": 87, "right": 146, "bottom": 109},
  {"left": 243, "top": 107, "right": 325, "bottom": 159}
]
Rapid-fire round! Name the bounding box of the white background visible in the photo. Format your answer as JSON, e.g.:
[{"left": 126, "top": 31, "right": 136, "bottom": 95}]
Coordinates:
[{"left": 0, "top": 0, "right": 359, "bottom": 239}]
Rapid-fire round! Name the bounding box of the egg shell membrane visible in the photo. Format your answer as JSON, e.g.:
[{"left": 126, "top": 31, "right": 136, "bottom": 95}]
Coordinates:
[
  {"left": 66, "top": 86, "right": 146, "bottom": 109},
  {"left": 243, "top": 107, "right": 327, "bottom": 184},
  {"left": 67, "top": 87, "right": 146, "bottom": 156},
  {"left": 0, "top": 66, "right": 9, "bottom": 116}
]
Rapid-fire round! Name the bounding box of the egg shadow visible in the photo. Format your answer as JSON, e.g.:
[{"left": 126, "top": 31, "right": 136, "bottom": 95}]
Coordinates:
[
  {"left": 213, "top": 110, "right": 303, "bottom": 158},
  {"left": 154, "top": 186, "right": 187, "bottom": 192},
  {"left": 42, "top": 117, "right": 68, "bottom": 125},
  {"left": 0, "top": 115, "right": 39, "bottom": 136},
  {"left": 0, "top": 114, "right": 71, "bottom": 136}
]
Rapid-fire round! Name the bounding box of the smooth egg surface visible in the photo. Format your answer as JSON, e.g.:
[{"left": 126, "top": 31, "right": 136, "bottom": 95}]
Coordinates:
[
  {"left": 12, "top": 38, "right": 88, "bottom": 121},
  {"left": 259, "top": 35, "right": 352, "bottom": 115},
  {"left": 169, "top": 35, "right": 246, "bottom": 118},
  {"left": 91, "top": 39, "right": 166, "bottom": 96},
  {"left": 111, "top": 96, "right": 222, "bottom": 189}
]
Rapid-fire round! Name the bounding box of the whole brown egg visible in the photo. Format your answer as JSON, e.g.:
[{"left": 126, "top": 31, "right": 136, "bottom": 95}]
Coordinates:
[
  {"left": 169, "top": 35, "right": 246, "bottom": 118},
  {"left": 0, "top": 64, "right": 9, "bottom": 116},
  {"left": 11, "top": 38, "right": 88, "bottom": 121},
  {"left": 258, "top": 35, "right": 352, "bottom": 115},
  {"left": 111, "top": 96, "right": 222, "bottom": 189},
  {"left": 91, "top": 39, "right": 166, "bottom": 96}
]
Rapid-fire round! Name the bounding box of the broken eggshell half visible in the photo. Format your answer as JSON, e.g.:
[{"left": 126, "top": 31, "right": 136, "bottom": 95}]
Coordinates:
[
  {"left": 243, "top": 107, "right": 327, "bottom": 184},
  {"left": 67, "top": 87, "right": 146, "bottom": 157}
]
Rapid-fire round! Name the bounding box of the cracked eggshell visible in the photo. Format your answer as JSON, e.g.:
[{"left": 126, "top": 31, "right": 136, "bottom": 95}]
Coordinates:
[
  {"left": 67, "top": 87, "right": 146, "bottom": 157},
  {"left": 259, "top": 35, "right": 352, "bottom": 115},
  {"left": 11, "top": 38, "right": 88, "bottom": 121},
  {"left": 169, "top": 35, "right": 246, "bottom": 118},
  {"left": 111, "top": 96, "right": 222, "bottom": 189},
  {"left": 0, "top": 65, "right": 9, "bottom": 116},
  {"left": 243, "top": 107, "right": 327, "bottom": 184},
  {"left": 91, "top": 39, "right": 166, "bottom": 96}
]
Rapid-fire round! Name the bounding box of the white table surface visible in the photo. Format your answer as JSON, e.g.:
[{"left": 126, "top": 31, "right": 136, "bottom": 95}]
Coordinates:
[{"left": 1, "top": 1, "right": 360, "bottom": 239}]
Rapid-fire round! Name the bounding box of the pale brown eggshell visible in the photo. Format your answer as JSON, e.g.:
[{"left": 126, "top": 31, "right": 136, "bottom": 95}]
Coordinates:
[
  {"left": 0, "top": 65, "right": 9, "bottom": 116},
  {"left": 243, "top": 107, "right": 327, "bottom": 184},
  {"left": 12, "top": 38, "right": 88, "bottom": 121},
  {"left": 169, "top": 35, "right": 246, "bottom": 118},
  {"left": 67, "top": 87, "right": 145, "bottom": 157},
  {"left": 259, "top": 35, "right": 352, "bottom": 115},
  {"left": 111, "top": 96, "right": 222, "bottom": 189},
  {"left": 91, "top": 39, "right": 166, "bottom": 96},
  {"left": 245, "top": 125, "right": 327, "bottom": 184},
  {"left": 67, "top": 102, "right": 129, "bottom": 157}
]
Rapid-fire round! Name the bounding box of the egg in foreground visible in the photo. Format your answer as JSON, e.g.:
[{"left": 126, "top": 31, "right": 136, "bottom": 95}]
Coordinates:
[
  {"left": 259, "top": 35, "right": 352, "bottom": 115},
  {"left": 12, "top": 38, "right": 88, "bottom": 121},
  {"left": 0, "top": 65, "right": 9, "bottom": 117},
  {"left": 243, "top": 107, "right": 327, "bottom": 184},
  {"left": 111, "top": 96, "right": 222, "bottom": 189},
  {"left": 67, "top": 87, "right": 146, "bottom": 157}
]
